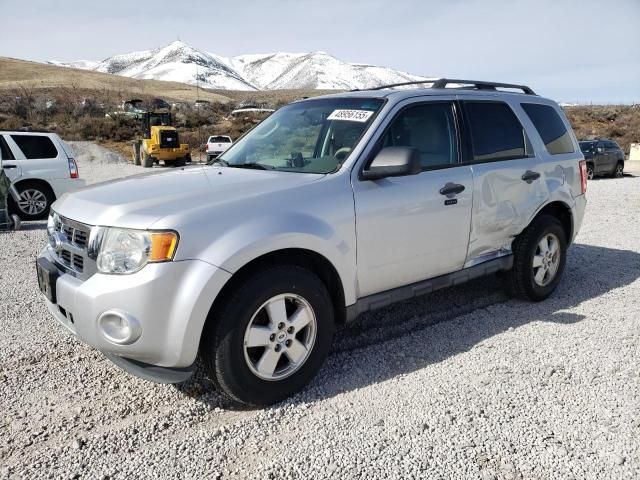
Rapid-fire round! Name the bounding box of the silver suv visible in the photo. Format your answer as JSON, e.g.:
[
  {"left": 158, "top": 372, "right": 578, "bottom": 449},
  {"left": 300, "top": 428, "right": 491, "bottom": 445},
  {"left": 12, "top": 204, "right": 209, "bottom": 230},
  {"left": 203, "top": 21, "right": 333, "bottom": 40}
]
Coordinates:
[{"left": 36, "top": 79, "right": 587, "bottom": 406}]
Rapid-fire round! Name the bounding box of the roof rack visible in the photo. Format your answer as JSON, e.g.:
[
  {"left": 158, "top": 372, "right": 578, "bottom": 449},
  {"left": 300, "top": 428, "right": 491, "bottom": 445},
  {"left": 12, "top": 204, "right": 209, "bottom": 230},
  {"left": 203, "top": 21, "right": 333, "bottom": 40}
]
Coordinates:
[{"left": 363, "top": 78, "right": 536, "bottom": 95}]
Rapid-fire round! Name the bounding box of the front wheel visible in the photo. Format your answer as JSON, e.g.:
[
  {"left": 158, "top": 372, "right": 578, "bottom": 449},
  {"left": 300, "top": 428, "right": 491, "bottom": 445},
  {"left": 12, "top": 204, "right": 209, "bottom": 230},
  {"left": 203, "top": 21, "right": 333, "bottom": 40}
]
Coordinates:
[
  {"left": 586, "top": 164, "right": 594, "bottom": 180},
  {"left": 505, "top": 215, "right": 567, "bottom": 301},
  {"left": 200, "top": 266, "right": 335, "bottom": 407}
]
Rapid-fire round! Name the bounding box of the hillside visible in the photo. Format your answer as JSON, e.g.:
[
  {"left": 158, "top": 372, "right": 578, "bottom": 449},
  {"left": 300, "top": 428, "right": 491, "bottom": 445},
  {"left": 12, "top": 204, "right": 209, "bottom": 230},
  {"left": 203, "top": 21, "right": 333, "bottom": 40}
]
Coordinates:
[
  {"left": 50, "top": 40, "right": 427, "bottom": 91},
  {"left": 0, "top": 57, "right": 232, "bottom": 104}
]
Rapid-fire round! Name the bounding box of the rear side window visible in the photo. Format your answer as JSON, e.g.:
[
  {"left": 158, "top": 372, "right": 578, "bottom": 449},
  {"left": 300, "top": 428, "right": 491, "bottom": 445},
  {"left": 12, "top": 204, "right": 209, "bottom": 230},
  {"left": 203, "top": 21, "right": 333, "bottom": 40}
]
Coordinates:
[
  {"left": 463, "top": 101, "right": 528, "bottom": 162},
  {"left": 381, "top": 102, "right": 458, "bottom": 168},
  {"left": 10, "top": 135, "right": 58, "bottom": 159},
  {"left": 0, "top": 136, "right": 15, "bottom": 160},
  {"left": 521, "top": 103, "right": 574, "bottom": 155}
]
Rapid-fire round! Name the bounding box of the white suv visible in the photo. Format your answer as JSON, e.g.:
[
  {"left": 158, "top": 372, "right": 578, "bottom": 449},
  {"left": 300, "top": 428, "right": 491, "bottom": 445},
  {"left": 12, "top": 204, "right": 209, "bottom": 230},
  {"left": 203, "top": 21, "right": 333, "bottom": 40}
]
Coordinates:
[
  {"left": 37, "top": 79, "right": 587, "bottom": 407},
  {"left": 0, "top": 132, "right": 86, "bottom": 220}
]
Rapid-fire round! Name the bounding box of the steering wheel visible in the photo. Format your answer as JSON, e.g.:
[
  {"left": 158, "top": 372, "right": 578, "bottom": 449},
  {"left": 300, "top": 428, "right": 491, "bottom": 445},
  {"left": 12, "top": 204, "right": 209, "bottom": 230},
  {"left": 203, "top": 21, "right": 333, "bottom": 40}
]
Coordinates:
[{"left": 334, "top": 147, "right": 352, "bottom": 162}]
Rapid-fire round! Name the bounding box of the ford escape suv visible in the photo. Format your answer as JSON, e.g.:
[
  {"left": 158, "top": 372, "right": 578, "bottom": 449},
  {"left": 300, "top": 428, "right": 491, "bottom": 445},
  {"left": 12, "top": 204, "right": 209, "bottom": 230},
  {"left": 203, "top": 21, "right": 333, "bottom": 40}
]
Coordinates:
[{"left": 36, "top": 79, "right": 587, "bottom": 406}]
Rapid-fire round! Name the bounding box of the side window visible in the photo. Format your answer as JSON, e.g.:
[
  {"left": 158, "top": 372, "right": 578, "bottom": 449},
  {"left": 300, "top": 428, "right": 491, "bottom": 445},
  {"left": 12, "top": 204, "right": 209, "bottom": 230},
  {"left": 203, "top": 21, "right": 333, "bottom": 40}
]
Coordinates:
[
  {"left": 463, "top": 101, "right": 528, "bottom": 162},
  {"left": 521, "top": 103, "right": 575, "bottom": 155},
  {"left": 381, "top": 102, "right": 458, "bottom": 168},
  {"left": 10, "top": 135, "right": 58, "bottom": 159},
  {"left": 0, "top": 136, "right": 15, "bottom": 161}
]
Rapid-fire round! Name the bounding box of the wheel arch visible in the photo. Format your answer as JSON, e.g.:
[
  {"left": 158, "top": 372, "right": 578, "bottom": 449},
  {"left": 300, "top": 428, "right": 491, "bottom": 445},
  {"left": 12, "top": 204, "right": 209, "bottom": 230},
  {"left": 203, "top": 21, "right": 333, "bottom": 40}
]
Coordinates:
[
  {"left": 204, "top": 248, "right": 348, "bottom": 335},
  {"left": 529, "top": 200, "right": 573, "bottom": 245}
]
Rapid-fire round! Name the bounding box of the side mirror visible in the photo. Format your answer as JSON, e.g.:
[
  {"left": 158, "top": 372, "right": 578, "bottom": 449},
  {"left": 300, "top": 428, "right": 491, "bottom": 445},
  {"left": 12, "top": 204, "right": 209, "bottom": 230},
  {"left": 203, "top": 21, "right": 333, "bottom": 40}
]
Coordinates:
[
  {"left": 597, "top": 147, "right": 604, "bottom": 153},
  {"left": 361, "top": 147, "right": 422, "bottom": 181}
]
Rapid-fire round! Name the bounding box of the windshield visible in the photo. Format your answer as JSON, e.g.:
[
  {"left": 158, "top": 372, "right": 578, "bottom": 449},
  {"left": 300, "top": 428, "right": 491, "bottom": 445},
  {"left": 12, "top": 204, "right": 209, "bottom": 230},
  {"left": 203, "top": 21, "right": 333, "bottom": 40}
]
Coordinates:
[{"left": 213, "top": 97, "right": 384, "bottom": 174}]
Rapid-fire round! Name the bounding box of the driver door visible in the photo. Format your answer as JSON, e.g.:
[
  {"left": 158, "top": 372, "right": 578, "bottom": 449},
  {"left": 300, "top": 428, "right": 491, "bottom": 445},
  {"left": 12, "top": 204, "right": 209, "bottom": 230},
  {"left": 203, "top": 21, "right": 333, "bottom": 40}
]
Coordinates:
[{"left": 352, "top": 99, "right": 473, "bottom": 297}]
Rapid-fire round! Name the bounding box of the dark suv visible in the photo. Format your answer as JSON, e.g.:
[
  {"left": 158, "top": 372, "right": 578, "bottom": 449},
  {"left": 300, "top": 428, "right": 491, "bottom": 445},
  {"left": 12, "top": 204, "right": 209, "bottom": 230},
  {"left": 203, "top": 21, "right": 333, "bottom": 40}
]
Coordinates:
[{"left": 579, "top": 139, "right": 625, "bottom": 179}]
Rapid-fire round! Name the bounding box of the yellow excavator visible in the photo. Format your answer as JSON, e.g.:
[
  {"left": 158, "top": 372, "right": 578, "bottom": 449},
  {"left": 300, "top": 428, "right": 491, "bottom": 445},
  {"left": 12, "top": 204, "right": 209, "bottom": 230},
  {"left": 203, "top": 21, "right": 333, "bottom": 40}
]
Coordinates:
[{"left": 132, "top": 111, "right": 191, "bottom": 168}]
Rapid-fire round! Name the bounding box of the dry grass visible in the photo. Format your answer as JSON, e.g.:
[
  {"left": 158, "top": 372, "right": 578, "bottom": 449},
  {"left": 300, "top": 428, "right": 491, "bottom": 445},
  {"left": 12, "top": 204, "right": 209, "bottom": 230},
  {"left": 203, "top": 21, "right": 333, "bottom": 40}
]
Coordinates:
[
  {"left": 0, "top": 57, "right": 232, "bottom": 104},
  {"left": 565, "top": 105, "right": 640, "bottom": 154}
]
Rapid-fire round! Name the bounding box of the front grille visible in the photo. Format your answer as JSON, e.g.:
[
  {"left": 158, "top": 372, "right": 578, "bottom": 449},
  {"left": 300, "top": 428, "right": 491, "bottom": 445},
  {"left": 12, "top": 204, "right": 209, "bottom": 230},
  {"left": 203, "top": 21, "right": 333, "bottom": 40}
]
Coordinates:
[{"left": 49, "top": 214, "right": 94, "bottom": 279}]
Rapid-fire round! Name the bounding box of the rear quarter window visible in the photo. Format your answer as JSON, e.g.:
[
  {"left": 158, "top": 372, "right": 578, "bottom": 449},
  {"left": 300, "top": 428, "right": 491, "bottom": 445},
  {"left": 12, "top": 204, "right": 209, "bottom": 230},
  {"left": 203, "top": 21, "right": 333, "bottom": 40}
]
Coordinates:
[
  {"left": 463, "top": 101, "right": 529, "bottom": 162},
  {"left": 10, "top": 135, "right": 58, "bottom": 159},
  {"left": 521, "top": 103, "right": 574, "bottom": 155}
]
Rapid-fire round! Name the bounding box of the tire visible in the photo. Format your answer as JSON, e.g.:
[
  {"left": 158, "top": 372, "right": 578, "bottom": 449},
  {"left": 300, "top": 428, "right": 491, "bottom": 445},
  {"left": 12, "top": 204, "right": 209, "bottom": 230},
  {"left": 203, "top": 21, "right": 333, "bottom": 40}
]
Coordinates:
[
  {"left": 141, "top": 151, "right": 153, "bottom": 168},
  {"left": 207, "top": 155, "right": 213, "bottom": 162},
  {"left": 132, "top": 141, "right": 141, "bottom": 166},
  {"left": 200, "top": 266, "right": 335, "bottom": 407},
  {"left": 174, "top": 156, "right": 186, "bottom": 167},
  {"left": 612, "top": 162, "right": 624, "bottom": 178},
  {"left": 586, "top": 164, "right": 594, "bottom": 180},
  {"left": 11, "top": 181, "right": 55, "bottom": 220},
  {"left": 505, "top": 215, "right": 567, "bottom": 302}
]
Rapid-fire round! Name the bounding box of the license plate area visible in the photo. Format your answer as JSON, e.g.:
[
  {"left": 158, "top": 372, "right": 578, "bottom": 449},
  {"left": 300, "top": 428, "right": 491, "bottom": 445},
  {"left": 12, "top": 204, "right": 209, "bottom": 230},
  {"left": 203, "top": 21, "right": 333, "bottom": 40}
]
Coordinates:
[{"left": 36, "top": 257, "right": 59, "bottom": 304}]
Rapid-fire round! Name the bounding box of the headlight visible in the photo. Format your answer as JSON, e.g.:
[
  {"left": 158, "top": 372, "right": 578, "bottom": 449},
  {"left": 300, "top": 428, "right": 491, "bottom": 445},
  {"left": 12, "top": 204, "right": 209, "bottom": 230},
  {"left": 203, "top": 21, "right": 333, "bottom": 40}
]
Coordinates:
[
  {"left": 47, "top": 212, "right": 59, "bottom": 236},
  {"left": 96, "top": 228, "right": 178, "bottom": 274}
]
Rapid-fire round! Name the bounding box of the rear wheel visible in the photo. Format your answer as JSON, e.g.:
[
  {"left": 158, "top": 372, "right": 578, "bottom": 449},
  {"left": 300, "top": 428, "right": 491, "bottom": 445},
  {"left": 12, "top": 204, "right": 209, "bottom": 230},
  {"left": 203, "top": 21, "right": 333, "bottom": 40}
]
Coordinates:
[
  {"left": 505, "top": 215, "right": 567, "bottom": 301},
  {"left": 141, "top": 151, "right": 153, "bottom": 168},
  {"left": 200, "top": 266, "right": 335, "bottom": 407},
  {"left": 586, "top": 164, "right": 594, "bottom": 180},
  {"left": 612, "top": 162, "right": 624, "bottom": 178},
  {"left": 12, "top": 181, "right": 54, "bottom": 220}
]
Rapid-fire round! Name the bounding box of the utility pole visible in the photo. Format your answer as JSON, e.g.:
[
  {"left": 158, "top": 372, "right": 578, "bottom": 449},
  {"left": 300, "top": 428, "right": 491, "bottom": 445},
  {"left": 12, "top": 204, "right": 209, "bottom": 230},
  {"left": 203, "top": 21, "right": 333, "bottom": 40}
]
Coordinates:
[{"left": 196, "top": 62, "right": 202, "bottom": 163}]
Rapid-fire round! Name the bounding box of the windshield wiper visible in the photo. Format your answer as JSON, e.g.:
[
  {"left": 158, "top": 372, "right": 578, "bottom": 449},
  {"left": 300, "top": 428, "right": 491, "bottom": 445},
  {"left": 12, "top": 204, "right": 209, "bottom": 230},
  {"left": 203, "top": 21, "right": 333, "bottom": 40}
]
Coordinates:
[{"left": 230, "top": 162, "right": 272, "bottom": 170}]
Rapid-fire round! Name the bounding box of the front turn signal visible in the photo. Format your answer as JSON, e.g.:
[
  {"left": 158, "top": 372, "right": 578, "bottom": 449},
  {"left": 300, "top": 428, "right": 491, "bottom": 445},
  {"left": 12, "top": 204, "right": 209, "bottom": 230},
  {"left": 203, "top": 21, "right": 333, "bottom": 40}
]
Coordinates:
[{"left": 149, "top": 231, "right": 179, "bottom": 262}]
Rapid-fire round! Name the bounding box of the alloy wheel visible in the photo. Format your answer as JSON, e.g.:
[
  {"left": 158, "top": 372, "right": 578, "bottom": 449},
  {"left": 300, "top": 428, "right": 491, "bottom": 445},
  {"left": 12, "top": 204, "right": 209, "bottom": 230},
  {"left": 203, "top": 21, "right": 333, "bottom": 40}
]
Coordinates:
[
  {"left": 18, "top": 189, "right": 47, "bottom": 216},
  {"left": 243, "top": 293, "right": 317, "bottom": 381},
  {"left": 532, "top": 233, "right": 561, "bottom": 287}
]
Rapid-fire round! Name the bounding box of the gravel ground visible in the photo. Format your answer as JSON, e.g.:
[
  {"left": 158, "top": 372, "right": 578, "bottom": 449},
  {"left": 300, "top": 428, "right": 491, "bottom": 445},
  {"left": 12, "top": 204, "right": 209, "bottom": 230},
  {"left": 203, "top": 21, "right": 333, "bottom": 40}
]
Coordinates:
[{"left": 0, "top": 148, "right": 639, "bottom": 479}]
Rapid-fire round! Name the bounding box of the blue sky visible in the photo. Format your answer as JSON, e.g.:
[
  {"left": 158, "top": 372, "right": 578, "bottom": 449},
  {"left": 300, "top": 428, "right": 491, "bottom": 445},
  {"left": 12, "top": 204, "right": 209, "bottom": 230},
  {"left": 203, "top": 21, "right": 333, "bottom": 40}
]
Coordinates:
[{"left": 1, "top": 0, "right": 639, "bottom": 103}]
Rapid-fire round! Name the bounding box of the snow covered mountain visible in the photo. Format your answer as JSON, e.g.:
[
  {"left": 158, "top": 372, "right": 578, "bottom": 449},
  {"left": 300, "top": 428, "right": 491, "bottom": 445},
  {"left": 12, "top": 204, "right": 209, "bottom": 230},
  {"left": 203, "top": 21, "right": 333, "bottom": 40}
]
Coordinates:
[{"left": 51, "top": 41, "right": 427, "bottom": 91}]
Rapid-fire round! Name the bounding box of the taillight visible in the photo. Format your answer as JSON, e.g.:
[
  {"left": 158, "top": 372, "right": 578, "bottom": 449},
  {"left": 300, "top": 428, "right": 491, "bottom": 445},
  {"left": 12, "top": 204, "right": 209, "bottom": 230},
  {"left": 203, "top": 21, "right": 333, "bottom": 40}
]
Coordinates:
[
  {"left": 68, "top": 158, "right": 79, "bottom": 179},
  {"left": 579, "top": 160, "right": 587, "bottom": 194}
]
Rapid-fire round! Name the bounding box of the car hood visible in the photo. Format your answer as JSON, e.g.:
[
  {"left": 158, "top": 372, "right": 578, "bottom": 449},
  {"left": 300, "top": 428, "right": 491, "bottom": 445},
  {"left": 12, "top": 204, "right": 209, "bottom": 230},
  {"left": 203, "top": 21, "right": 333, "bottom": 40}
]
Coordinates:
[{"left": 52, "top": 166, "right": 324, "bottom": 229}]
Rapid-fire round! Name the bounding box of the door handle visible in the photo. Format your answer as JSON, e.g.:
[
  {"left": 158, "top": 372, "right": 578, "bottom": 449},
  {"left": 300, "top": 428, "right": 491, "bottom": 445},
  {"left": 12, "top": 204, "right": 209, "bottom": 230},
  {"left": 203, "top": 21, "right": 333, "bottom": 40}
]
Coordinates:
[
  {"left": 439, "top": 182, "right": 466, "bottom": 196},
  {"left": 2, "top": 164, "right": 17, "bottom": 169},
  {"left": 521, "top": 170, "right": 541, "bottom": 183}
]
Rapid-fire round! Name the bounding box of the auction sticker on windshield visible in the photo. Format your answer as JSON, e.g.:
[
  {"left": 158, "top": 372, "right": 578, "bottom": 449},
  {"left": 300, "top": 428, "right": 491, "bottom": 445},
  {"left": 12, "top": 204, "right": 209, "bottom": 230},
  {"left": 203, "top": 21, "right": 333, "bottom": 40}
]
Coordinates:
[{"left": 327, "top": 109, "right": 375, "bottom": 122}]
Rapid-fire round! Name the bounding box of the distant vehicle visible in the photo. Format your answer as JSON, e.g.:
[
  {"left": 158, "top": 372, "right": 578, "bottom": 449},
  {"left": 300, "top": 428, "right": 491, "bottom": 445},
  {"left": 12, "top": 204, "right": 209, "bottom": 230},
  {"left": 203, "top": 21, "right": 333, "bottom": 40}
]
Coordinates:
[
  {"left": 206, "top": 135, "right": 232, "bottom": 161},
  {"left": 230, "top": 107, "right": 275, "bottom": 116},
  {"left": 194, "top": 100, "right": 211, "bottom": 108},
  {"left": 38, "top": 78, "right": 587, "bottom": 407},
  {"left": 0, "top": 131, "right": 85, "bottom": 220},
  {"left": 579, "top": 139, "right": 624, "bottom": 179}
]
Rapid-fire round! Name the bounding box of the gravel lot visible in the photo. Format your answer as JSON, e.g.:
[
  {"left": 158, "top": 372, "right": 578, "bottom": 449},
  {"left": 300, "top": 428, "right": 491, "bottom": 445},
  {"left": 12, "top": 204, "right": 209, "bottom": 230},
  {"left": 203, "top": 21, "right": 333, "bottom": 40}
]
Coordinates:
[{"left": 0, "top": 146, "right": 639, "bottom": 479}]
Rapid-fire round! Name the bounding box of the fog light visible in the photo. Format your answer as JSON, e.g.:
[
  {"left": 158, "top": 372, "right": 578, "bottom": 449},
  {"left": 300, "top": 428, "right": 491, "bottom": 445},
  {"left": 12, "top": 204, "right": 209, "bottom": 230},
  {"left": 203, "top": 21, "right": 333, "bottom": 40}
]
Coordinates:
[{"left": 98, "top": 310, "right": 142, "bottom": 345}]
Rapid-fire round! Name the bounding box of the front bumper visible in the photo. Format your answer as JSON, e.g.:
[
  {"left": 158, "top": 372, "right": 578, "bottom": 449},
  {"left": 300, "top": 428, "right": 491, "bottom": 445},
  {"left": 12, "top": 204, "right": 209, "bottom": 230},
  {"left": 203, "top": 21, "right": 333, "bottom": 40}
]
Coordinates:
[{"left": 39, "top": 247, "right": 231, "bottom": 376}]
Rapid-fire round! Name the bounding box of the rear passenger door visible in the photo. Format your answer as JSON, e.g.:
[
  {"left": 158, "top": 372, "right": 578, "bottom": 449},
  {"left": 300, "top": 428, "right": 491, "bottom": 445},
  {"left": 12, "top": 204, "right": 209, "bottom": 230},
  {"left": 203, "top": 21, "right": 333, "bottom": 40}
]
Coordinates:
[
  {"left": 594, "top": 142, "right": 610, "bottom": 174},
  {"left": 353, "top": 98, "right": 474, "bottom": 297},
  {"left": 460, "top": 100, "right": 549, "bottom": 264},
  {"left": 3, "top": 134, "right": 66, "bottom": 182}
]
